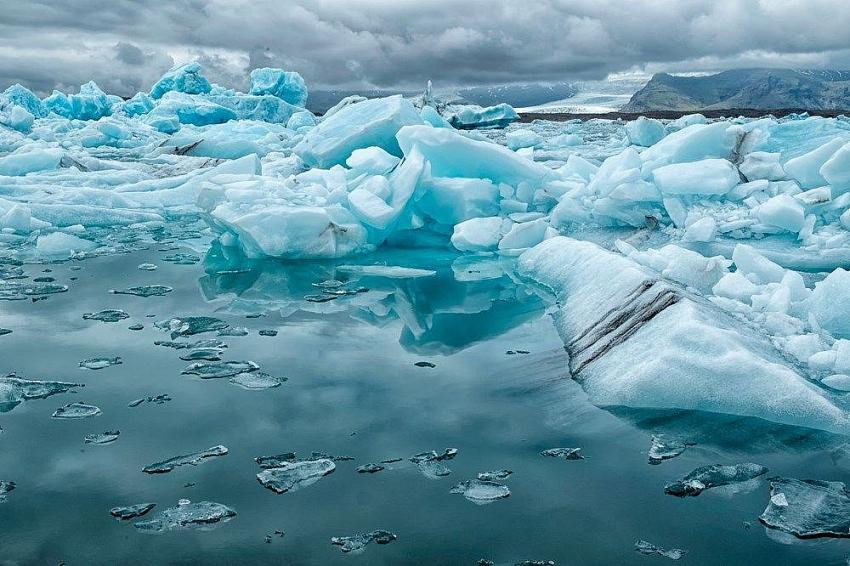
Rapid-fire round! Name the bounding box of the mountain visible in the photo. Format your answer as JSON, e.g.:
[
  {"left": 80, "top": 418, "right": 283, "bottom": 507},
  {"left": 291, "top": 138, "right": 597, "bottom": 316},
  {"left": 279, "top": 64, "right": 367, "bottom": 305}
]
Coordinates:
[{"left": 622, "top": 69, "right": 850, "bottom": 112}]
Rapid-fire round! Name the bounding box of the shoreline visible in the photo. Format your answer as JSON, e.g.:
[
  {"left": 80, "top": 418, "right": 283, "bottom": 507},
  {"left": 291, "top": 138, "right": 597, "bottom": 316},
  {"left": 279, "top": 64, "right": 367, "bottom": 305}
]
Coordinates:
[{"left": 519, "top": 108, "right": 849, "bottom": 122}]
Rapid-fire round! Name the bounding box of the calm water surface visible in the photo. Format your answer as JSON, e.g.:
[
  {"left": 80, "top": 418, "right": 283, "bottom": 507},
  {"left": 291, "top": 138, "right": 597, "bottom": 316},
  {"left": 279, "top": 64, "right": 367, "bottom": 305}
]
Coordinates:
[{"left": 1, "top": 244, "right": 849, "bottom": 565}]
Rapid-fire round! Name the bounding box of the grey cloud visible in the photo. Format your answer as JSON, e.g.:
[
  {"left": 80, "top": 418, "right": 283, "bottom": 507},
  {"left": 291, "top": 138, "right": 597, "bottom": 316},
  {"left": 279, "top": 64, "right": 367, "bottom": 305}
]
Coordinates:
[{"left": 0, "top": 0, "right": 848, "bottom": 96}]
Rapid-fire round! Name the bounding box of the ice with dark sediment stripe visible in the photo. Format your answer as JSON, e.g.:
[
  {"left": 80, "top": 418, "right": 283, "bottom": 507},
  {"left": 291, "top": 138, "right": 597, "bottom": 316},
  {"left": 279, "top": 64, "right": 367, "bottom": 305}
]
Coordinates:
[
  {"left": 82, "top": 309, "right": 129, "bottom": 322},
  {"left": 110, "top": 503, "right": 156, "bottom": 520},
  {"left": 0, "top": 480, "right": 15, "bottom": 502},
  {"left": 330, "top": 530, "right": 397, "bottom": 553},
  {"left": 110, "top": 285, "right": 173, "bottom": 297},
  {"left": 410, "top": 448, "right": 458, "bottom": 478},
  {"left": 156, "top": 316, "right": 230, "bottom": 338},
  {"left": 648, "top": 435, "right": 694, "bottom": 465},
  {"left": 760, "top": 477, "right": 850, "bottom": 539},
  {"left": 664, "top": 463, "right": 768, "bottom": 497},
  {"left": 182, "top": 360, "right": 259, "bottom": 379},
  {"left": 133, "top": 500, "right": 236, "bottom": 532},
  {"left": 0, "top": 374, "right": 83, "bottom": 412},
  {"left": 635, "top": 540, "right": 687, "bottom": 560}
]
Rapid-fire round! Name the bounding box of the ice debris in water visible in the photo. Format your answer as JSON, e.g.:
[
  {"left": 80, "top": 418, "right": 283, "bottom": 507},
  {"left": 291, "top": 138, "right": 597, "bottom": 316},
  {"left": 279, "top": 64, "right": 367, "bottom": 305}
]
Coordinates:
[
  {"left": 179, "top": 348, "right": 224, "bottom": 361},
  {"left": 450, "top": 479, "right": 511, "bottom": 504},
  {"left": 541, "top": 448, "right": 584, "bottom": 460},
  {"left": 0, "top": 374, "right": 83, "bottom": 412},
  {"left": 84, "top": 430, "right": 120, "bottom": 445},
  {"left": 256, "top": 458, "right": 336, "bottom": 494},
  {"left": 648, "top": 435, "right": 694, "bottom": 465},
  {"left": 0, "top": 328, "right": 11, "bottom": 336},
  {"left": 229, "top": 371, "right": 285, "bottom": 390},
  {"left": 0, "top": 480, "right": 15, "bottom": 503},
  {"left": 142, "top": 445, "right": 228, "bottom": 474},
  {"left": 133, "top": 500, "right": 236, "bottom": 533},
  {"left": 664, "top": 463, "right": 768, "bottom": 497},
  {"left": 258, "top": 329, "right": 277, "bottom": 337},
  {"left": 335, "top": 265, "right": 436, "bottom": 278},
  {"left": 154, "top": 338, "right": 227, "bottom": 350},
  {"left": 79, "top": 356, "right": 122, "bottom": 370},
  {"left": 0, "top": 281, "right": 68, "bottom": 300},
  {"left": 409, "top": 448, "right": 458, "bottom": 479},
  {"left": 330, "top": 530, "right": 397, "bottom": 553},
  {"left": 110, "top": 503, "right": 156, "bottom": 520},
  {"left": 182, "top": 360, "right": 259, "bottom": 379},
  {"left": 477, "top": 469, "right": 513, "bottom": 481},
  {"left": 128, "top": 323, "right": 144, "bottom": 331},
  {"left": 128, "top": 394, "right": 171, "bottom": 407},
  {"left": 137, "top": 263, "right": 157, "bottom": 271},
  {"left": 162, "top": 253, "right": 200, "bottom": 265},
  {"left": 759, "top": 477, "right": 850, "bottom": 539},
  {"left": 255, "top": 453, "right": 297, "bottom": 468},
  {"left": 156, "top": 316, "right": 230, "bottom": 338},
  {"left": 52, "top": 401, "right": 102, "bottom": 419},
  {"left": 356, "top": 463, "right": 385, "bottom": 474},
  {"left": 414, "top": 361, "right": 436, "bottom": 368},
  {"left": 218, "top": 326, "right": 248, "bottom": 336},
  {"left": 110, "top": 285, "right": 173, "bottom": 297},
  {"left": 82, "top": 309, "right": 129, "bottom": 323},
  {"left": 634, "top": 540, "right": 687, "bottom": 560}
]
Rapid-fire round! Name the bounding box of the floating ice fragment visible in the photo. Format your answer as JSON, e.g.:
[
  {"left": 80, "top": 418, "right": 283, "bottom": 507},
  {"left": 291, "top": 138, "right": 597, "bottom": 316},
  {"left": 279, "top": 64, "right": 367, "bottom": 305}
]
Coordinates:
[
  {"left": 52, "top": 402, "right": 102, "bottom": 419},
  {"left": 79, "top": 357, "right": 122, "bottom": 370},
  {"left": 83, "top": 309, "right": 129, "bottom": 323},
  {"left": 648, "top": 435, "right": 694, "bottom": 465},
  {"left": 634, "top": 540, "right": 687, "bottom": 560},
  {"left": 182, "top": 360, "right": 259, "bottom": 379},
  {"left": 258, "top": 329, "right": 277, "bottom": 337},
  {"left": 414, "top": 361, "right": 435, "bottom": 368},
  {"left": 84, "top": 430, "right": 120, "bottom": 445},
  {"left": 356, "top": 463, "right": 385, "bottom": 474},
  {"left": 477, "top": 469, "right": 513, "bottom": 481},
  {"left": 450, "top": 479, "right": 510, "bottom": 504},
  {"left": 110, "top": 503, "right": 156, "bottom": 520},
  {"left": 137, "top": 263, "right": 157, "bottom": 271},
  {"left": 409, "top": 448, "right": 458, "bottom": 479},
  {"left": 142, "top": 445, "right": 228, "bottom": 473},
  {"left": 759, "top": 477, "right": 850, "bottom": 539},
  {"left": 0, "top": 328, "right": 11, "bottom": 336},
  {"left": 541, "top": 448, "right": 584, "bottom": 460},
  {"left": 335, "top": 265, "right": 436, "bottom": 278},
  {"left": 664, "top": 463, "right": 768, "bottom": 497},
  {"left": 0, "top": 281, "right": 68, "bottom": 301},
  {"left": 0, "top": 374, "right": 83, "bottom": 412},
  {"left": 255, "top": 453, "right": 297, "bottom": 468},
  {"left": 156, "top": 316, "right": 230, "bottom": 338},
  {"left": 179, "top": 348, "right": 224, "bottom": 362},
  {"left": 304, "top": 294, "right": 337, "bottom": 303},
  {"left": 218, "top": 326, "right": 248, "bottom": 336},
  {"left": 110, "top": 285, "right": 173, "bottom": 297},
  {"left": 0, "top": 480, "right": 15, "bottom": 502},
  {"left": 256, "top": 458, "right": 336, "bottom": 494},
  {"left": 128, "top": 394, "right": 171, "bottom": 407},
  {"left": 35, "top": 232, "right": 97, "bottom": 257},
  {"left": 447, "top": 103, "right": 518, "bottom": 129},
  {"left": 155, "top": 338, "right": 227, "bottom": 350},
  {"left": 229, "top": 372, "right": 284, "bottom": 390},
  {"left": 128, "top": 323, "right": 144, "bottom": 331},
  {"left": 162, "top": 253, "right": 200, "bottom": 265},
  {"left": 330, "top": 530, "right": 397, "bottom": 553},
  {"left": 134, "top": 500, "right": 236, "bottom": 533}
]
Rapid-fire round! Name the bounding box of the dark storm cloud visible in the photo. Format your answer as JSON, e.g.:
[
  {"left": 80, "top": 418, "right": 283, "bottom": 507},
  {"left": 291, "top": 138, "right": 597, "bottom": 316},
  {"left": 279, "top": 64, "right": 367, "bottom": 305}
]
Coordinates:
[{"left": 1, "top": 0, "right": 849, "bottom": 96}]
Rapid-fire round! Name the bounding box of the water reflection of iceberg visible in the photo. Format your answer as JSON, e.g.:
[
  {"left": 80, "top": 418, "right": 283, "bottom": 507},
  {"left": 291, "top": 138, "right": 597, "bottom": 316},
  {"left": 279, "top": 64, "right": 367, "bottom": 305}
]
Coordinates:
[{"left": 198, "top": 243, "right": 545, "bottom": 354}]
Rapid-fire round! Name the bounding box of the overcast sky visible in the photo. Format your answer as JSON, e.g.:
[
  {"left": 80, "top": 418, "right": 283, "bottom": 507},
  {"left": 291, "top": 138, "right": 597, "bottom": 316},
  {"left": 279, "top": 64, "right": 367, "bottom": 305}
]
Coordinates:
[{"left": 2, "top": 0, "right": 850, "bottom": 97}]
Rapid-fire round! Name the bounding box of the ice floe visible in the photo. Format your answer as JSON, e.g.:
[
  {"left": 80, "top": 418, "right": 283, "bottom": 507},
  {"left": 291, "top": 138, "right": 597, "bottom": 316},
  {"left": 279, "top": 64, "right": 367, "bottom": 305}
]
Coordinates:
[
  {"left": 110, "top": 503, "right": 156, "bottom": 520},
  {"left": 450, "top": 479, "right": 511, "bottom": 504},
  {"left": 256, "top": 458, "right": 336, "bottom": 494},
  {"left": 142, "top": 445, "right": 228, "bottom": 473},
  {"left": 133, "top": 500, "right": 236, "bottom": 533},
  {"left": 330, "top": 530, "right": 397, "bottom": 553},
  {"left": 52, "top": 401, "right": 102, "bottom": 419},
  {"left": 664, "top": 463, "right": 768, "bottom": 497},
  {"left": 759, "top": 477, "right": 850, "bottom": 539}
]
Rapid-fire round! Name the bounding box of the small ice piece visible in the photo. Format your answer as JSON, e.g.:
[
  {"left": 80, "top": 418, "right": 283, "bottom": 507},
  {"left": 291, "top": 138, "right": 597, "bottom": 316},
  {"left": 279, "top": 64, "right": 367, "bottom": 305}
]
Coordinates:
[
  {"left": 138, "top": 263, "right": 157, "bottom": 271},
  {"left": 409, "top": 448, "right": 458, "bottom": 479},
  {"left": 0, "top": 480, "right": 15, "bottom": 503},
  {"left": 356, "top": 463, "right": 385, "bottom": 474},
  {"left": 218, "top": 326, "right": 248, "bottom": 336},
  {"left": 156, "top": 316, "right": 230, "bottom": 339},
  {"left": 182, "top": 360, "right": 259, "bottom": 379},
  {"left": 447, "top": 103, "right": 519, "bottom": 129},
  {"left": 128, "top": 394, "right": 171, "bottom": 407},
  {"left": 451, "top": 217, "right": 504, "bottom": 252},
  {"left": 652, "top": 158, "right": 740, "bottom": 195},
  {"left": 330, "top": 530, "right": 397, "bottom": 553},
  {"left": 255, "top": 453, "right": 297, "bottom": 468},
  {"left": 0, "top": 328, "right": 11, "bottom": 336},
  {"left": 0, "top": 281, "right": 68, "bottom": 301},
  {"left": 506, "top": 129, "right": 542, "bottom": 151},
  {"left": 229, "top": 372, "right": 285, "bottom": 390},
  {"left": 110, "top": 503, "right": 156, "bottom": 520},
  {"left": 0, "top": 374, "right": 83, "bottom": 412},
  {"left": 128, "top": 323, "right": 144, "bottom": 331},
  {"left": 79, "top": 356, "right": 122, "bottom": 370},
  {"left": 477, "top": 469, "right": 513, "bottom": 481},
  {"left": 682, "top": 217, "right": 717, "bottom": 243},
  {"left": 335, "top": 265, "right": 436, "bottom": 278},
  {"left": 634, "top": 540, "right": 687, "bottom": 560},
  {"left": 83, "top": 309, "right": 130, "bottom": 323},
  {"left": 52, "top": 402, "right": 102, "bottom": 419},
  {"left": 808, "top": 269, "right": 850, "bottom": 339},
  {"left": 450, "top": 479, "right": 510, "bottom": 504},
  {"left": 257, "top": 458, "right": 336, "bottom": 494},
  {"left": 134, "top": 500, "right": 236, "bottom": 533},
  {"left": 541, "top": 448, "right": 584, "bottom": 460},
  {"left": 179, "top": 348, "right": 224, "bottom": 362},
  {"left": 759, "top": 477, "right": 850, "bottom": 539},
  {"left": 85, "top": 431, "right": 120, "bottom": 445},
  {"left": 304, "top": 294, "right": 337, "bottom": 303},
  {"left": 648, "top": 435, "right": 693, "bottom": 465},
  {"left": 35, "top": 232, "right": 97, "bottom": 257},
  {"left": 258, "top": 329, "right": 277, "bottom": 337},
  {"left": 755, "top": 194, "right": 805, "bottom": 232},
  {"left": 414, "top": 361, "right": 436, "bottom": 368},
  {"left": 664, "top": 463, "right": 768, "bottom": 497},
  {"left": 162, "top": 253, "right": 200, "bottom": 265},
  {"left": 110, "top": 285, "right": 173, "bottom": 297},
  {"left": 142, "top": 445, "right": 228, "bottom": 474},
  {"left": 625, "top": 117, "right": 666, "bottom": 147},
  {"left": 821, "top": 374, "right": 850, "bottom": 392}
]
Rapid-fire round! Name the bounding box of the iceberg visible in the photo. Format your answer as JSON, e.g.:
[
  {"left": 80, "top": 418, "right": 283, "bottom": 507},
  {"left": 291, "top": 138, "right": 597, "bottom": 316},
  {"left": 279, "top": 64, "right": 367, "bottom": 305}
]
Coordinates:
[
  {"left": 150, "top": 63, "right": 212, "bottom": 99},
  {"left": 625, "top": 117, "right": 665, "bottom": 147},
  {"left": 249, "top": 68, "right": 308, "bottom": 107},
  {"left": 447, "top": 103, "right": 519, "bottom": 129}
]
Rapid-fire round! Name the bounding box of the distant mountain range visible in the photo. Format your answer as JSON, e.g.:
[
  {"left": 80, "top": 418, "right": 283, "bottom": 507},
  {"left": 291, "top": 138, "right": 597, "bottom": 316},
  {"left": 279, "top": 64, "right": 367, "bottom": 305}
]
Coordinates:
[
  {"left": 622, "top": 69, "right": 850, "bottom": 112},
  {"left": 307, "top": 82, "right": 577, "bottom": 113}
]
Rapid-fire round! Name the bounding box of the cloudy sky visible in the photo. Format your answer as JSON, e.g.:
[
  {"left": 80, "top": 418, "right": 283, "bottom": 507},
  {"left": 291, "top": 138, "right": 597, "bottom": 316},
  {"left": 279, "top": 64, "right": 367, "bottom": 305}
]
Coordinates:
[{"left": 2, "top": 0, "right": 850, "bottom": 97}]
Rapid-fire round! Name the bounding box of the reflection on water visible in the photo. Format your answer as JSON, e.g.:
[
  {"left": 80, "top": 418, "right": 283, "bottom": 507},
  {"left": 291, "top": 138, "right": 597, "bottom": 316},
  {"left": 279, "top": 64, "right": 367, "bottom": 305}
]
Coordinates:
[{"left": 199, "top": 243, "right": 546, "bottom": 355}]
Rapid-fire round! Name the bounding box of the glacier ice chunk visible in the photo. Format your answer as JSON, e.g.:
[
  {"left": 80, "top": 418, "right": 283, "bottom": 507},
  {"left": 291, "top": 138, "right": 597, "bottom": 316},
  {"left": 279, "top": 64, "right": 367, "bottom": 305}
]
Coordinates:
[
  {"left": 249, "top": 68, "right": 307, "bottom": 107},
  {"left": 652, "top": 158, "right": 740, "bottom": 196},
  {"left": 150, "top": 63, "right": 212, "bottom": 99},
  {"left": 625, "top": 117, "right": 665, "bottom": 147},
  {"left": 760, "top": 477, "right": 850, "bottom": 539},
  {"left": 808, "top": 268, "right": 850, "bottom": 339}
]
